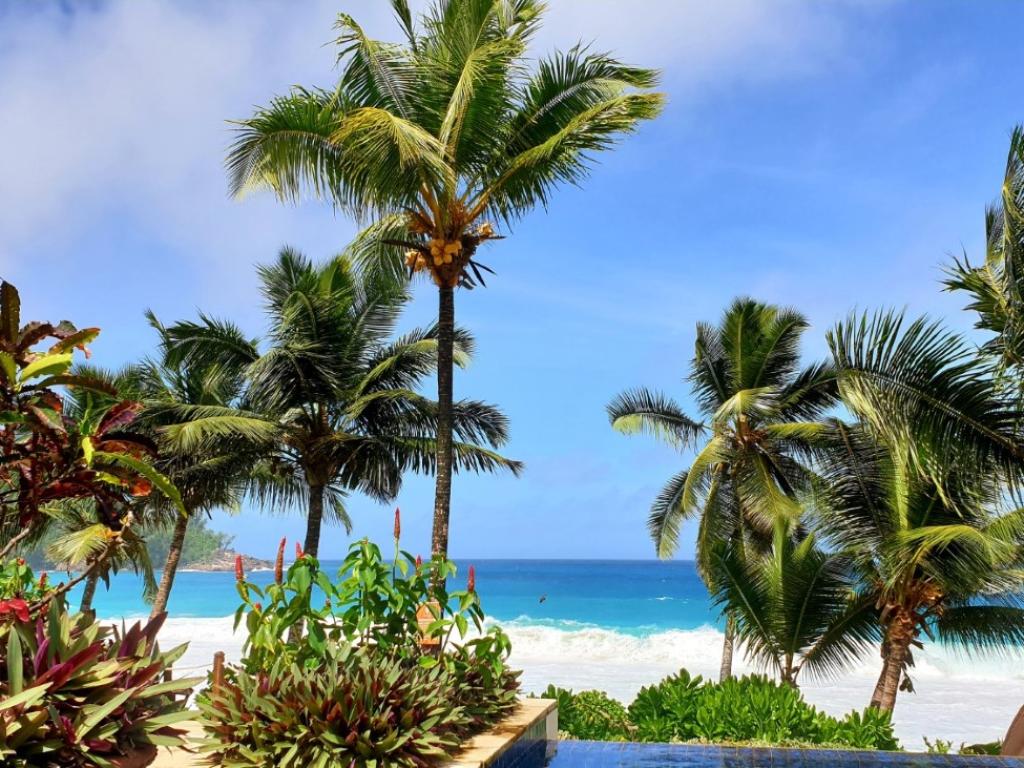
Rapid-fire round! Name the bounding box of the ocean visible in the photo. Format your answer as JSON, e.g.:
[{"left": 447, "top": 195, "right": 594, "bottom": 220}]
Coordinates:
[{"left": 75, "top": 559, "right": 1023, "bottom": 751}]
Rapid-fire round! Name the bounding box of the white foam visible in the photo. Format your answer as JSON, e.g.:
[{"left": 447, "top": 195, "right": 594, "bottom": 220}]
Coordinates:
[{"left": 146, "top": 616, "right": 1024, "bottom": 752}]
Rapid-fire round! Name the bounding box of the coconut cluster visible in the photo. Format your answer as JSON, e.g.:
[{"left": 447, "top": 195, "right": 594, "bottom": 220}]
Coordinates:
[{"left": 403, "top": 221, "right": 497, "bottom": 288}]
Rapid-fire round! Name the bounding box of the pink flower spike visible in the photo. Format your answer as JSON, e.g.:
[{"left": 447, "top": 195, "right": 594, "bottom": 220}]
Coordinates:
[
  {"left": 467, "top": 565, "right": 476, "bottom": 593},
  {"left": 275, "top": 537, "right": 286, "bottom": 583},
  {"left": 234, "top": 554, "right": 244, "bottom": 582},
  {"left": 393, "top": 507, "right": 401, "bottom": 541}
]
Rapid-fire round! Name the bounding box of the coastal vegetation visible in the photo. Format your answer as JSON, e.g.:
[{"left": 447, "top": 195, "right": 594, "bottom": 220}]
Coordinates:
[
  {"left": 545, "top": 671, "right": 899, "bottom": 750},
  {"left": 226, "top": 0, "right": 663, "bottom": 558},
  {"left": 0, "top": 282, "right": 196, "bottom": 766},
  {"left": 156, "top": 249, "right": 518, "bottom": 563},
  {"left": 199, "top": 531, "right": 519, "bottom": 767},
  {"left": 0, "top": 0, "right": 1022, "bottom": 761}
]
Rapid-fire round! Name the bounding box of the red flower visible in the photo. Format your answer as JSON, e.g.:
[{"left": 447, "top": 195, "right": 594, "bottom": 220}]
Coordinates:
[
  {"left": 295, "top": 542, "right": 304, "bottom": 559},
  {"left": 253, "top": 602, "right": 263, "bottom": 613},
  {"left": 274, "top": 537, "right": 286, "bottom": 584},
  {"left": 234, "top": 554, "right": 244, "bottom": 582},
  {"left": 38, "top": 572, "right": 48, "bottom": 590},
  {"left": 467, "top": 565, "right": 476, "bottom": 593},
  {"left": 15, "top": 557, "right": 25, "bottom": 566},
  {"left": 393, "top": 507, "right": 401, "bottom": 541},
  {"left": 415, "top": 554, "right": 423, "bottom": 570},
  {"left": 0, "top": 598, "right": 31, "bottom": 622}
]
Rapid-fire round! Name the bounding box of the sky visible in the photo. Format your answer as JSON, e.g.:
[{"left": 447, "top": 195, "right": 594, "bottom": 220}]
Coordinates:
[{"left": 1, "top": 0, "right": 1022, "bottom": 560}]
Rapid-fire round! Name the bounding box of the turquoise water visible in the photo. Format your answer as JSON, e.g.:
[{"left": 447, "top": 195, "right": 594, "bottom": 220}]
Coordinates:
[{"left": 71, "top": 559, "right": 720, "bottom": 634}]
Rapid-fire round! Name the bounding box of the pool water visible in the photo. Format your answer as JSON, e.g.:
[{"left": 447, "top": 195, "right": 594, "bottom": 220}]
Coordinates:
[{"left": 547, "top": 741, "right": 1024, "bottom": 767}]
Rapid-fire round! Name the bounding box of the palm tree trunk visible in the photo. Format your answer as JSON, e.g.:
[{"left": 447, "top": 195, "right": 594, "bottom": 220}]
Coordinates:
[
  {"left": 431, "top": 284, "right": 455, "bottom": 558},
  {"left": 79, "top": 571, "right": 100, "bottom": 612},
  {"left": 150, "top": 510, "right": 191, "bottom": 618},
  {"left": 304, "top": 483, "right": 326, "bottom": 558},
  {"left": 720, "top": 612, "right": 736, "bottom": 681},
  {"left": 870, "top": 632, "right": 912, "bottom": 711}
]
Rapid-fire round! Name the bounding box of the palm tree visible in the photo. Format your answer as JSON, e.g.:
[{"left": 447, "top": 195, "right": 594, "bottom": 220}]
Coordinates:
[
  {"left": 226, "top": 0, "right": 663, "bottom": 556},
  {"left": 708, "top": 514, "right": 878, "bottom": 688},
  {"left": 827, "top": 311, "right": 1024, "bottom": 712},
  {"left": 132, "top": 313, "right": 254, "bottom": 618},
  {"left": 944, "top": 125, "right": 1024, "bottom": 391},
  {"left": 43, "top": 500, "right": 156, "bottom": 612},
  {"left": 607, "top": 298, "right": 836, "bottom": 679},
  {"left": 161, "top": 248, "right": 520, "bottom": 559}
]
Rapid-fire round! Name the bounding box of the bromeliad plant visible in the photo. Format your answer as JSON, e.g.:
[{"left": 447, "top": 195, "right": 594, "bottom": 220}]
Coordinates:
[
  {"left": 0, "top": 595, "right": 199, "bottom": 767},
  {"left": 200, "top": 512, "right": 520, "bottom": 767}
]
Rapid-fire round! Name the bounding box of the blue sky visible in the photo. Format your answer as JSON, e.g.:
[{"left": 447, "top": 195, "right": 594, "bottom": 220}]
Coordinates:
[{"left": 2, "top": 0, "right": 1021, "bottom": 560}]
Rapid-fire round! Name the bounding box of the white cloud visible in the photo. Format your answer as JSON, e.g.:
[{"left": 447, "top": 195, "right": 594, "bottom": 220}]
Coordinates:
[{"left": 0, "top": 0, "right": 888, "bottom": 300}]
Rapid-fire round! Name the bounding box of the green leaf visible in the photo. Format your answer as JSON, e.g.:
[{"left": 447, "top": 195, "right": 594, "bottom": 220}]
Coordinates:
[
  {"left": 19, "top": 353, "right": 73, "bottom": 384},
  {"left": 0, "top": 683, "right": 48, "bottom": 712},
  {"left": 6, "top": 627, "right": 24, "bottom": 695},
  {"left": 93, "top": 450, "right": 186, "bottom": 516},
  {"left": 0, "top": 352, "right": 16, "bottom": 386},
  {"left": 82, "top": 436, "right": 95, "bottom": 466},
  {"left": 1, "top": 281, "right": 20, "bottom": 345}
]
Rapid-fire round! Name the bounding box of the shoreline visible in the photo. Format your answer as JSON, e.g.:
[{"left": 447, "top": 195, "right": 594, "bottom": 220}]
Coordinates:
[{"left": 144, "top": 615, "right": 1022, "bottom": 752}]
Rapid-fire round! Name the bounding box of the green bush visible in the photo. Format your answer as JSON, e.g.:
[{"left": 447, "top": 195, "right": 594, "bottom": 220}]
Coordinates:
[
  {"left": 542, "top": 686, "right": 630, "bottom": 741},
  {"left": 548, "top": 669, "right": 900, "bottom": 750},
  {"left": 200, "top": 538, "right": 521, "bottom": 767}
]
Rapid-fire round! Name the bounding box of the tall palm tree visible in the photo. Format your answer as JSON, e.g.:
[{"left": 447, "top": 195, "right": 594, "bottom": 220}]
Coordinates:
[
  {"left": 132, "top": 313, "right": 254, "bottom": 618},
  {"left": 162, "top": 248, "right": 520, "bottom": 559},
  {"left": 608, "top": 298, "right": 836, "bottom": 679},
  {"left": 708, "top": 513, "right": 878, "bottom": 689},
  {"left": 827, "top": 311, "right": 1024, "bottom": 712},
  {"left": 226, "top": 0, "right": 663, "bottom": 556},
  {"left": 944, "top": 125, "right": 1024, "bottom": 391}
]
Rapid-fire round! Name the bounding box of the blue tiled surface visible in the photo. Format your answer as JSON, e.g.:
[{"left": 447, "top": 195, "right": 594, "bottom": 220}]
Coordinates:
[
  {"left": 490, "top": 716, "right": 550, "bottom": 768},
  {"left": 548, "top": 741, "right": 1024, "bottom": 768}
]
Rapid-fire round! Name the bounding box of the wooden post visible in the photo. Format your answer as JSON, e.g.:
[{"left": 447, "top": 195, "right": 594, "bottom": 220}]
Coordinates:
[
  {"left": 212, "top": 651, "right": 225, "bottom": 697},
  {"left": 417, "top": 601, "right": 441, "bottom": 650}
]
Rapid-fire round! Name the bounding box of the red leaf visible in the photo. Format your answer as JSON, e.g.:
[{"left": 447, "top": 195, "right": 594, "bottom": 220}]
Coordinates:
[{"left": 96, "top": 401, "right": 141, "bottom": 436}]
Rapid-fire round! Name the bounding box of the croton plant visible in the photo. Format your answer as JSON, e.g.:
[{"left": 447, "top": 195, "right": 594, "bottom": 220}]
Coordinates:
[{"left": 0, "top": 281, "right": 195, "bottom": 766}]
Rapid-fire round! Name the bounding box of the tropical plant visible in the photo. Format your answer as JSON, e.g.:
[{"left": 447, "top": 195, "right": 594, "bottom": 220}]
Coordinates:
[
  {"left": 131, "top": 311, "right": 253, "bottom": 617},
  {"left": 159, "top": 249, "right": 519, "bottom": 559},
  {"left": 944, "top": 125, "right": 1024, "bottom": 394},
  {"left": 707, "top": 515, "right": 878, "bottom": 688},
  {"left": 0, "top": 281, "right": 183, "bottom": 607},
  {"left": 0, "top": 593, "right": 198, "bottom": 767},
  {"left": 200, "top": 525, "right": 519, "bottom": 767},
  {"left": 227, "top": 0, "right": 663, "bottom": 558},
  {"left": 40, "top": 500, "right": 157, "bottom": 613},
  {"left": 540, "top": 686, "right": 630, "bottom": 741},
  {"left": 825, "top": 311, "right": 1024, "bottom": 712},
  {"left": 608, "top": 298, "right": 836, "bottom": 678},
  {"left": 549, "top": 669, "right": 900, "bottom": 750},
  {"left": 230, "top": 525, "right": 510, "bottom": 677}
]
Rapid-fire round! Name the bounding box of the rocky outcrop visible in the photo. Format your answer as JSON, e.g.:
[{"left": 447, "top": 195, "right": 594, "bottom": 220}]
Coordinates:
[{"left": 183, "top": 549, "right": 272, "bottom": 572}]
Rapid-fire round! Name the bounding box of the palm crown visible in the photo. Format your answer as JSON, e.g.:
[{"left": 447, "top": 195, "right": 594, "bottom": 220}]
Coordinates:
[
  {"left": 608, "top": 298, "right": 836, "bottom": 564},
  {"left": 228, "top": 0, "right": 662, "bottom": 557},
  {"left": 160, "top": 248, "right": 520, "bottom": 558},
  {"left": 945, "top": 125, "right": 1024, "bottom": 386}
]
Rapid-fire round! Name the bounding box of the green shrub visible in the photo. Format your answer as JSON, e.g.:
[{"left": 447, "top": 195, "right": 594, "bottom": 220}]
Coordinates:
[
  {"left": 550, "top": 669, "right": 900, "bottom": 750},
  {"left": 542, "top": 686, "right": 630, "bottom": 741}
]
